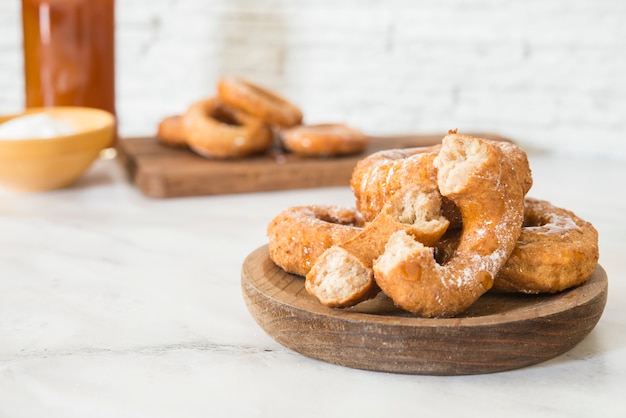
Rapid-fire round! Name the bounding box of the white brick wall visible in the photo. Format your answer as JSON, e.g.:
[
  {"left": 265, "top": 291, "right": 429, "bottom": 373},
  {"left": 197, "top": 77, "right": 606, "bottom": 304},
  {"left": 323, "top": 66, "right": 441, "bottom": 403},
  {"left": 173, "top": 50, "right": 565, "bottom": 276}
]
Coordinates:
[{"left": 2, "top": 0, "right": 625, "bottom": 160}]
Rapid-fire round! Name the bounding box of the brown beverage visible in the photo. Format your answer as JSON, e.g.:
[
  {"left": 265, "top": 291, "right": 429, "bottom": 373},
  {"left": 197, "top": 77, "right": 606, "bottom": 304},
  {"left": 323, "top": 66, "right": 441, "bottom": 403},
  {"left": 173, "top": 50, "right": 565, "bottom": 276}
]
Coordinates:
[{"left": 22, "top": 0, "right": 116, "bottom": 117}]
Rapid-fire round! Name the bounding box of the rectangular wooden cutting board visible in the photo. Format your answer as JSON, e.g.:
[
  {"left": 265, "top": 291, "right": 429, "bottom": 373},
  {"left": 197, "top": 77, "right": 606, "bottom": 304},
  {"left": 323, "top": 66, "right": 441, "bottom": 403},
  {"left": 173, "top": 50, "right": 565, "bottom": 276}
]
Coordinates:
[{"left": 117, "top": 133, "right": 511, "bottom": 198}]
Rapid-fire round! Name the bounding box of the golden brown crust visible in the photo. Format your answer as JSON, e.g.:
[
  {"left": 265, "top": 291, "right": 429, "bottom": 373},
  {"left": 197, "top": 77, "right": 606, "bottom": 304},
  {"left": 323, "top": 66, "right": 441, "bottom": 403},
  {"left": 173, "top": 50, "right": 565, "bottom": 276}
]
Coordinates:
[
  {"left": 217, "top": 77, "right": 303, "bottom": 128},
  {"left": 340, "top": 182, "right": 450, "bottom": 265},
  {"left": 434, "top": 198, "right": 598, "bottom": 294},
  {"left": 350, "top": 138, "right": 533, "bottom": 226},
  {"left": 280, "top": 123, "right": 369, "bottom": 157},
  {"left": 494, "top": 198, "right": 599, "bottom": 293},
  {"left": 266, "top": 131, "right": 599, "bottom": 317},
  {"left": 156, "top": 115, "right": 188, "bottom": 147},
  {"left": 373, "top": 133, "right": 531, "bottom": 317},
  {"left": 305, "top": 182, "right": 450, "bottom": 308},
  {"left": 350, "top": 145, "right": 442, "bottom": 222},
  {"left": 182, "top": 97, "right": 273, "bottom": 159},
  {"left": 267, "top": 205, "right": 364, "bottom": 277}
]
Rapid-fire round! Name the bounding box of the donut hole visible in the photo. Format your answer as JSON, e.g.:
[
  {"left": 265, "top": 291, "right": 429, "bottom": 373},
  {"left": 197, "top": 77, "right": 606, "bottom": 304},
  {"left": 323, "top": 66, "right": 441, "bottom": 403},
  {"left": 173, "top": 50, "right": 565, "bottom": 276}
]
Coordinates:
[
  {"left": 433, "top": 229, "right": 461, "bottom": 265},
  {"left": 523, "top": 213, "right": 545, "bottom": 228},
  {"left": 316, "top": 213, "right": 364, "bottom": 228},
  {"left": 211, "top": 105, "right": 242, "bottom": 127},
  {"left": 521, "top": 208, "right": 582, "bottom": 236},
  {"left": 312, "top": 206, "right": 365, "bottom": 228}
]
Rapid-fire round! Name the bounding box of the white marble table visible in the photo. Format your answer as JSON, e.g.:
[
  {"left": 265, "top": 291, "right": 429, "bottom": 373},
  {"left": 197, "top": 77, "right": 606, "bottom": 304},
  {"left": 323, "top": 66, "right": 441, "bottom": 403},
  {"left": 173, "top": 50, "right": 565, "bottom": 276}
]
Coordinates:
[{"left": 1, "top": 150, "right": 624, "bottom": 418}]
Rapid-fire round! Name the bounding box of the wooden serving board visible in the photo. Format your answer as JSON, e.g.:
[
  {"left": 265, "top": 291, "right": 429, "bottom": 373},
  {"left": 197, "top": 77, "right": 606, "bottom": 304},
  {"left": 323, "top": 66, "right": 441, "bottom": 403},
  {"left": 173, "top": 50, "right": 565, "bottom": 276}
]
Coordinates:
[
  {"left": 117, "top": 132, "right": 511, "bottom": 198},
  {"left": 241, "top": 245, "right": 608, "bottom": 376}
]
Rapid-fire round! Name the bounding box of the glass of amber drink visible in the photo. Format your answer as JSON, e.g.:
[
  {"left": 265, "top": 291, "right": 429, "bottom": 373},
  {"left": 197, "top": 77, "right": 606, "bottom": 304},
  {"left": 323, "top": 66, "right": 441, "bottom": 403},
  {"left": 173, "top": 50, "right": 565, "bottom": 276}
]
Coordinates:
[{"left": 21, "top": 0, "right": 116, "bottom": 117}]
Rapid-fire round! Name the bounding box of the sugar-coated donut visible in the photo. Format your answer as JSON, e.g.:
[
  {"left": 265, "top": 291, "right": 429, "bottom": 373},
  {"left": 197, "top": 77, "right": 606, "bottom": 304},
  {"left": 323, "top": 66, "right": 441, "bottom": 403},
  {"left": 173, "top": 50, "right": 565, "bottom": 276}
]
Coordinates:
[
  {"left": 373, "top": 133, "right": 532, "bottom": 317},
  {"left": 350, "top": 146, "right": 440, "bottom": 221},
  {"left": 495, "top": 198, "right": 599, "bottom": 293},
  {"left": 157, "top": 115, "right": 188, "bottom": 147},
  {"left": 267, "top": 205, "right": 364, "bottom": 277},
  {"left": 350, "top": 137, "right": 533, "bottom": 226},
  {"left": 182, "top": 97, "right": 272, "bottom": 159},
  {"left": 265, "top": 130, "right": 600, "bottom": 317},
  {"left": 305, "top": 182, "right": 450, "bottom": 308},
  {"left": 434, "top": 198, "right": 598, "bottom": 294},
  {"left": 280, "top": 124, "right": 369, "bottom": 157},
  {"left": 350, "top": 145, "right": 464, "bottom": 232},
  {"left": 217, "top": 77, "right": 303, "bottom": 128}
]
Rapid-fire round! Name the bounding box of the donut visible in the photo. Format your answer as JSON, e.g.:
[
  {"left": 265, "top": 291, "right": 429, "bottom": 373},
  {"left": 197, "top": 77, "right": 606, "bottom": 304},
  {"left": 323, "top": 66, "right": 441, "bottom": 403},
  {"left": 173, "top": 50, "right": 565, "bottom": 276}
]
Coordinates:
[
  {"left": 156, "top": 115, "right": 188, "bottom": 147},
  {"left": 350, "top": 145, "right": 440, "bottom": 221},
  {"left": 372, "top": 133, "right": 532, "bottom": 317},
  {"left": 350, "top": 144, "right": 464, "bottom": 232},
  {"left": 182, "top": 97, "right": 273, "bottom": 159},
  {"left": 267, "top": 205, "right": 364, "bottom": 277},
  {"left": 305, "top": 182, "right": 450, "bottom": 308},
  {"left": 434, "top": 199, "right": 598, "bottom": 293},
  {"left": 495, "top": 198, "right": 599, "bottom": 293},
  {"left": 217, "top": 77, "right": 303, "bottom": 128},
  {"left": 280, "top": 123, "right": 369, "bottom": 157},
  {"left": 350, "top": 136, "right": 533, "bottom": 225}
]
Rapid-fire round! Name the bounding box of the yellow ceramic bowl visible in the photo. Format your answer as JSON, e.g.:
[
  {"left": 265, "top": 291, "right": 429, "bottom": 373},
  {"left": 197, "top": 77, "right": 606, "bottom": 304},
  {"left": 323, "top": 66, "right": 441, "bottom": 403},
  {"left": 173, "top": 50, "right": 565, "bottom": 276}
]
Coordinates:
[{"left": 0, "top": 107, "right": 115, "bottom": 192}]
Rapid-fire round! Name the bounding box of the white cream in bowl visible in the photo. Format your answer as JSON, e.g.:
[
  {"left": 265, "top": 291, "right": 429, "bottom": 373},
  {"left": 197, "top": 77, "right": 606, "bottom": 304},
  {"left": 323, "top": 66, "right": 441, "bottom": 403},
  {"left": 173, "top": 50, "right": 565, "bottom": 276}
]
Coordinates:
[{"left": 0, "top": 113, "right": 78, "bottom": 140}]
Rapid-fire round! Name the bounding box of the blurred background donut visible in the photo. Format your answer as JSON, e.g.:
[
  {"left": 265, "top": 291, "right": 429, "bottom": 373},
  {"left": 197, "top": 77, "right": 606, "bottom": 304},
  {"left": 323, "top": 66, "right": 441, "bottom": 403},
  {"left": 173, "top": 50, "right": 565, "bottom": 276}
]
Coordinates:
[{"left": 0, "top": 0, "right": 624, "bottom": 160}]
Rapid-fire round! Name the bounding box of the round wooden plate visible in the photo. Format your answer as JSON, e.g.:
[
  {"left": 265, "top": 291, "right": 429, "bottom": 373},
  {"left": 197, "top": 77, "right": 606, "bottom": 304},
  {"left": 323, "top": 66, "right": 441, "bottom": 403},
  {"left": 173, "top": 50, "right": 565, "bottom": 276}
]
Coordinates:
[{"left": 241, "top": 245, "right": 608, "bottom": 375}]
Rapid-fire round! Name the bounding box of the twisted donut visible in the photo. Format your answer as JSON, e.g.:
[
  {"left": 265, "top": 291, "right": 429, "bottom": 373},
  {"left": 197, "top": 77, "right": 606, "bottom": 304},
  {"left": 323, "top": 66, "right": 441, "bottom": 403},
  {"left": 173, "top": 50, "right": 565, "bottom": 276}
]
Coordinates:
[
  {"left": 217, "top": 77, "right": 303, "bottom": 128},
  {"left": 280, "top": 123, "right": 369, "bottom": 157},
  {"left": 267, "top": 205, "right": 364, "bottom": 277},
  {"left": 305, "top": 182, "right": 450, "bottom": 308},
  {"left": 182, "top": 97, "right": 272, "bottom": 159},
  {"left": 157, "top": 115, "right": 188, "bottom": 147},
  {"left": 372, "top": 133, "right": 532, "bottom": 317}
]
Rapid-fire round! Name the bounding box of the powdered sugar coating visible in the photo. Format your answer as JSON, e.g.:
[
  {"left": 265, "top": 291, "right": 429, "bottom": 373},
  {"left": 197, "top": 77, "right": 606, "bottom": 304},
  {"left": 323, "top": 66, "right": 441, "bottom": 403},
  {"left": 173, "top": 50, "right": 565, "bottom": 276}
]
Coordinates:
[
  {"left": 494, "top": 197, "right": 599, "bottom": 293},
  {"left": 373, "top": 133, "right": 531, "bottom": 317},
  {"left": 267, "top": 205, "right": 364, "bottom": 277}
]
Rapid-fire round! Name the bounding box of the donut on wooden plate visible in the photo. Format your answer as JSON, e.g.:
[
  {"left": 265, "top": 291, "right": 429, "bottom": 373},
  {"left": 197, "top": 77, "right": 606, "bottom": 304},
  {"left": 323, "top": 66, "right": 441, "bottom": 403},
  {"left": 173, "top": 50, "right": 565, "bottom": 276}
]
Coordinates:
[
  {"left": 267, "top": 205, "right": 364, "bottom": 277},
  {"left": 435, "top": 198, "right": 599, "bottom": 294},
  {"left": 349, "top": 134, "right": 533, "bottom": 227},
  {"left": 182, "top": 97, "right": 272, "bottom": 159},
  {"left": 305, "top": 181, "right": 450, "bottom": 308},
  {"left": 373, "top": 133, "right": 532, "bottom": 317},
  {"left": 350, "top": 145, "right": 443, "bottom": 221},
  {"left": 217, "top": 77, "right": 303, "bottom": 128},
  {"left": 280, "top": 123, "right": 369, "bottom": 157},
  {"left": 497, "top": 198, "right": 598, "bottom": 293}
]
